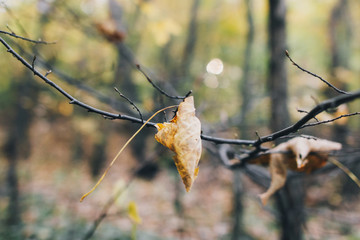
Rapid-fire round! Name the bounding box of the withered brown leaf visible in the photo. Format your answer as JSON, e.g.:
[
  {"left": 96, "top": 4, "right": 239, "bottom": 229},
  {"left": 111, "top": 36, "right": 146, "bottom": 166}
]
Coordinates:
[
  {"left": 257, "top": 137, "right": 342, "bottom": 205},
  {"left": 155, "top": 96, "right": 202, "bottom": 192}
]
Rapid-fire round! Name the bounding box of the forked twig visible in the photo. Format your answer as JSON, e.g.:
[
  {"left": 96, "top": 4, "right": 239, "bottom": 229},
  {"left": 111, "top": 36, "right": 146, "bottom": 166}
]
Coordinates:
[
  {"left": 301, "top": 112, "right": 360, "bottom": 128},
  {"left": 114, "top": 87, "right": 143, "bottom": 123}
]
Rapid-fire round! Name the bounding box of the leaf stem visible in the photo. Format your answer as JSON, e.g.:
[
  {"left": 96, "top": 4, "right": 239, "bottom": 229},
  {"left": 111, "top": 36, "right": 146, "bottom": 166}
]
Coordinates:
[
  {"left": 328, "top": 158, "right": 360, "bottom": 188},
  {"left": 80, "top": 105, "right": 178, "bottom": 202}
]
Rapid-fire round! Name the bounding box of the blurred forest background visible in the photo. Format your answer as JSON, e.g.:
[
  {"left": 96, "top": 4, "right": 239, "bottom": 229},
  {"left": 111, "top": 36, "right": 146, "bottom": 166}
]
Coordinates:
[{"left": 1, "top": 0, "right": 360, "bottom": 239}]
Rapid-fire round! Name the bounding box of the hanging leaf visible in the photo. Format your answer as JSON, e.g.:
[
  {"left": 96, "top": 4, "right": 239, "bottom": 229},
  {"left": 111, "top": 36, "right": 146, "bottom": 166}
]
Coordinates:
[
  {"left": 155, "top": 96, "right": 202, "bottom": 192},
  {"left": 256, "top": 137, "right": 342, "bottom": 205}
]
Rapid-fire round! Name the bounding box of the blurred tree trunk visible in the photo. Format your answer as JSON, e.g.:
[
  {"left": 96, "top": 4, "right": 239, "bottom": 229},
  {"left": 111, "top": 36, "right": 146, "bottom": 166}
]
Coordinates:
[
  {"left": 267, "top": 0, "right": 305, "bottom": 239},
  {"left": 159, "top": 0, "right": 200, "bottom": 95},
  {"left": 89, "top": 130, "right": 109, "bottom": 177},
  {"left": 4, "top": 145, "right": 21, "bottom": 229},
  {"left": 172, "top": 0, "right": 200, "bottom": 90},
  {"left": 328, "top": 0, "right": 359, "bottom": 198},
  {"left": 329, "top": 0, "right": 351, "bottom": 75},
  {"left": 328, "top": 0, "right": 351, "bottom": 144},
  {"left": 179, "top": 0, "right": 200, "bottom": 84},
  {"left": 231, "top": 170, "right": 246, "bottom": 240},
  {"left": 2, "top": 1, "right": 52, "bottom": 231},
  {"left": 268, "top": 0, "right": 290, "bottom": 131},
  {"left": 274, "top": 181, "right": 305, "bottom": 240},
  {"left": 3, "top": 75, "right": 38, "bottom": 233},
  {"left": 239, "top": 0, "right": 255, "bottom": 129},
  {"left": 232, "top": 0, "right": 254, "bottom": 239}
]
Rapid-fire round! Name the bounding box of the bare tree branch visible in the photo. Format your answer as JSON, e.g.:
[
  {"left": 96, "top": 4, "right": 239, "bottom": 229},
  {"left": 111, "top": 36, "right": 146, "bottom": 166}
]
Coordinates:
[
  {"left": 253, "top": 91, "right": 360, "bottom": 145},
  {"left": 1, "top": 36, "right": 360, "bottom": 151}
]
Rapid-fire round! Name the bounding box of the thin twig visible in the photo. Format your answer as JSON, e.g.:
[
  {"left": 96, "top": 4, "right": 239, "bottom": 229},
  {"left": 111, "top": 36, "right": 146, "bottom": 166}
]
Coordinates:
[
  {"left": 136, "top": 64, "right": 192, "bottom": 100},
  {"left": 31, "top": 55, "right": 36, "bottom": 75},
  {"left": 296, "top": 108, "right": 308, "bottom": 114},
  {"left": 114, "top": 87, "right": 143, "bottom": 123},
  {"left": 301, "top": 112, "right": 360, "bottom": 128},
  {"left": 6, "top": 25, "right": 15, "bottom": 34},
  {"left": 285, "top": 50, "right": 348, "bottom": 94},
  {"left": 0, "top": 30, "right": 57, "bottom": 44},
  {"left": 45, "top": 70, "right": 52, "bottom": 77},
  {"left": 255, "top": 131, "right": 261, "bottom": 141},
  {"left": 297, "top": 108, "right": 319, "bottom": 122}
]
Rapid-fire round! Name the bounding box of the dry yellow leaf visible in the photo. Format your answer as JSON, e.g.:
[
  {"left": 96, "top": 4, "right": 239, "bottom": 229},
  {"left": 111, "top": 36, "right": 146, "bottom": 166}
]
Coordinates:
[
  {"left": 128, "top": 201, "right": 142, "bottom": 224},
  {"left": 155, "top": 96, "right": 202, "bottom": 192},
  {"left": 257, "top": 137, "right": 342, "bottom": 205}
]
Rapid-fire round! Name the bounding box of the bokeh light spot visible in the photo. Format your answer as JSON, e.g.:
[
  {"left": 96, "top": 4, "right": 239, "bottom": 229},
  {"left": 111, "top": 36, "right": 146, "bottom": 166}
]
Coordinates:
[
  {"left": 204, "top": 73, "right": 219, "bottom": 88},
  {"left": 206, "top": 58, "right": 224, "bottom": 75}
]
